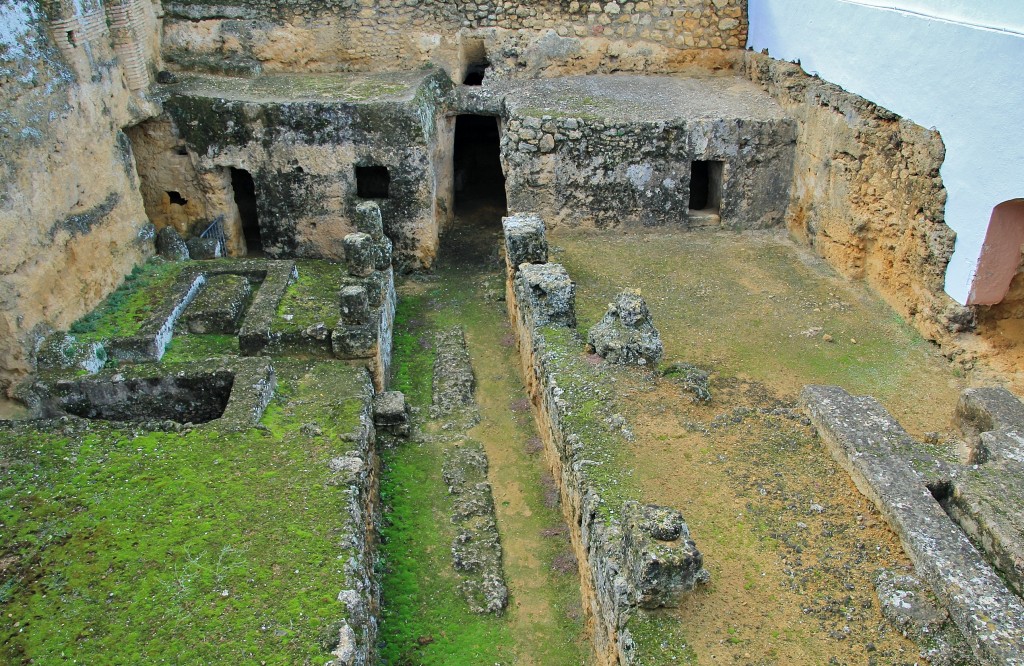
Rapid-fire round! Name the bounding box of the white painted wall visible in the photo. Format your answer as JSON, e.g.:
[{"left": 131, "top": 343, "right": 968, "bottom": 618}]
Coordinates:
[{"left": 747, "top": 0, "right": 1024, "bottom": 304}]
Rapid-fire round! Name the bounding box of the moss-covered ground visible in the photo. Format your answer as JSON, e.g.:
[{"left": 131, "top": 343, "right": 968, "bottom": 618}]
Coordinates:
[
  {"left": 68, "top": 259, "right": 185, "bottom": 342},
  {"left": 0, "top": 359, "right": 369, "bottom": 663},
  {"left": 377, "top": 213, "right": 587, "bottom": 664},
  {"left": 272, "top": 259, "right": 346, "bottom": 333}
]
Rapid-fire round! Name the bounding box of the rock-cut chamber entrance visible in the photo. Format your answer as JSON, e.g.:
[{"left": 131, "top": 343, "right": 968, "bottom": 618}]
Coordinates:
[
  {"left": 448, "top": 115, "right": 507, "bottom": 264},
  {"left": 230, "top": 167, "right": 263, "bottom": 256}
]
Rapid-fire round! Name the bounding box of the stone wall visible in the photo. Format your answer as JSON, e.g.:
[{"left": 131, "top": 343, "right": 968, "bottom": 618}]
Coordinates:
[
  {"left": 0, "top": 0, "right": 162, "bottom": 395},
  {"left": 160, "top": 0, "right": 746, "bottom": 78},
  {"left": 158, "top": 70, "right": 454, "bottom": 268},
  {"left": 504, "top": 215, "right": 707, "bottom": 665},
  {"left": 499, "top": 74, "right": 796, "bottom": 230},
  {"left": 742, "top": 53, "right": 973, "bottom": 349}
]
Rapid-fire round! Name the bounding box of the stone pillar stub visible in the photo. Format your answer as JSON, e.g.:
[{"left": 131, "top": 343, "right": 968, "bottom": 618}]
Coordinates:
[
  {"left": 355, "top": 201, "right": 384, "bottom": 240},
  {"left": 515, "top": 263, "right": 576, "bottom": 328},
  {"left": 340, "top": 285, "right": 370, "bottom": 325},
  {"left": 502, "top": 213, "right": 548, "bottom": 272},
  {"left": 344, "top": 232, "right": 375, "bottom": 277}
]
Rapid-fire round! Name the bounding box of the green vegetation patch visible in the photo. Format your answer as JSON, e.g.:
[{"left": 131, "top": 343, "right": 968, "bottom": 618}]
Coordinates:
[
  {"left": 69, "top": 259, "right": 185, "bottom": 341},
  {"left": 538, "top": 324, "right": 640, "bottom": 519},
  {"left": 377, "top": 286, "right": 515, "bottom": 665},
  {"left": 0, "top": 361, "right": 368, "bottom": 663},
  {"left": 272, "top": 260, "right": 345, "bottom": 333},
  {"left": 161, "top": 333, "right": 240, "bottom": 364},
  {"left": 626, "top": 611, "right": 698, "bottom": 665}
]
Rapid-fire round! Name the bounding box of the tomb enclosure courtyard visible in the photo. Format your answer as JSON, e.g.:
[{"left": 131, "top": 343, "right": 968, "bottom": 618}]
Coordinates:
[{"left": 1, "top": 1, "right": 1023, "bottom": 664}]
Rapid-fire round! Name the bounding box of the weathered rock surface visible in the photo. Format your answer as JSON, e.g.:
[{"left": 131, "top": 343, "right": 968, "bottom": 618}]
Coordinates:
[
  {"left": 185, "top": 236, "right": 222, "bottom": 259},
  {"left": 431, "top": 327, "right": 477, "bottom": 418},
  {"left": 874, "top": 569, "right": 976, "bottom": 666},
  {"left": 35, "top": 334, "right": 107, "bottom": 375},
  {"left": 372, "top": 390, "right": 409, "bottom": 437},
  {"left": 801, "top": 384, "right": 1024, "bottom": 665},
  {"left": 744, "top": 53, "right": 966, "bottom": 355},
  {"left": 514, "top": 263, "right": 577, "bottom": 329},
  {"left": 157, "top": 226, "right": 191, "bottom": 261},
  {"left": 622, "top": 502, "right": 707, "bottom": 608},
  {"left": 502, "top": 213, "right": 548, "bottom": 277},
  {"left": 442, "top": 442, "right": 508, "bottom": 615},
  {"left": 587, "top": 289, "right": 663, "bottom": 366}
]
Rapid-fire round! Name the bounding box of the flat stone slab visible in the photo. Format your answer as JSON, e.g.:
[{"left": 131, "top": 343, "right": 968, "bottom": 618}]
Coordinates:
[
  {"left": 431, "top": 327, "right": 478, "bottom": 418},
  {"left": 801, "top": 385, "right": 1024, "bottom": 665},
  {"left": 503, "top": 74, "right": 788, "bottom": 124},
  {"left": 168, "top": 70, "right": 431, "bottom": 104},
  {"left": 181, "top": 273, "right": 252, "bottom": 334},
  {"left": 442, "top": 441, "right": 508, "bottom": 616}
]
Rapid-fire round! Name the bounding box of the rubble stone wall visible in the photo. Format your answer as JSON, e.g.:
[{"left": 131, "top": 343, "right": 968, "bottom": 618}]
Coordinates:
[
  {"left": 742, "top": 53, "right": 972, "bottom": 347},
  {"left": 501, "top": 107, "right": 796, "bottom": 230},
  {"left": 0, "top": 0, "right": 162, "bottom": 395},
  {"left": 160, "top": 0, "right": 746, "bottom": 78}
]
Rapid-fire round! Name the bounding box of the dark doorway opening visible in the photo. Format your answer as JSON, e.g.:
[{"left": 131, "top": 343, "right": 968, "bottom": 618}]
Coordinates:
[
  {"left": 463, "top": 60, "right": 490, "bottom": 85},
  {"left": 689, "top": 160, "right": 724, "bottom": 212},
  {"left": 461, "top": 37, "right": 490, "bottom": 86},
  {"left": 445, "top": 115, "right": 507, "bottom": 267},
  {"left": 230, "top": 167, "right": 262, "bottom": 255},
  {"left": 356, "top": 165, "right": 391, "bottom": 199}
]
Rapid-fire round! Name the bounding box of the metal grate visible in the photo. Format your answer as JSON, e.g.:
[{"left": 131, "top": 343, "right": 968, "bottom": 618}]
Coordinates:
[{"left": 199, "top": 216, "right": 226, "bottom": 254}]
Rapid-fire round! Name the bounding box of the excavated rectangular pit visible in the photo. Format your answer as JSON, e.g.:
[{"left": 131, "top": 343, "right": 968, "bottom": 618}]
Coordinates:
[{"left": 55, "top": 371, "right": 235, "bottom": 423}]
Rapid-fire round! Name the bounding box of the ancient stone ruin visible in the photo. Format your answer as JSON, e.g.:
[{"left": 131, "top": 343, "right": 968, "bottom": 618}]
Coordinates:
[{"left": 2, "top": 1, "right": 1023, "bottom": 665}]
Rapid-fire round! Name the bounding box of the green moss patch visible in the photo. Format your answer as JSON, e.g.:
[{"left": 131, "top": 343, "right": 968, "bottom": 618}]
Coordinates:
[
  {"left": 272, "top": 260, "right": 345, "bottom": 334},
  {"left": 69, "top": 259, "right": 185, "bottom": 341},
  {"left": 0, "top": 361, "right": 368, "bottom": 663},
  {"left": 161, "top": 333, "right": 240, "bottom": 364}
]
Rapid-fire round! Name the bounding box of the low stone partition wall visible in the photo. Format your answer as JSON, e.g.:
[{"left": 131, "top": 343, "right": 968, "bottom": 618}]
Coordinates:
[
  {"left": 801, "top": 385, "right": 1024, "bottom": 665},
  {"left": 331, "top": 204, "right": 398, "bottom": 392},
  {"left": 106, "top": 268, "right": 207, "bottom": 363},
  {"left": 503, "top": 215, "right": 707, "bottom": 665},
  {"left": 325, "top": 369, "right": 380, "bottom": 666}
]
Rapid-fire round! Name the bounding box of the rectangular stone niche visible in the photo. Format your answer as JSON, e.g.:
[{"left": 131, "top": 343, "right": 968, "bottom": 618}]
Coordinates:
[{"left": 55, "top": 372, "right": 235, "bottom": 424}]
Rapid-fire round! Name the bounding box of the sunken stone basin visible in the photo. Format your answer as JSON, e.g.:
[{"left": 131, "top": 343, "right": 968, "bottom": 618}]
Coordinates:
[{"left": 53, "top": 371, "right": 235, "bottom": 424}]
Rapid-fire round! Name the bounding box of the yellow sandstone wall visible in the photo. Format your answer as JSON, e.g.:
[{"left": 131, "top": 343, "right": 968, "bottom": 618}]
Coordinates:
[{"left": 0, "top": 0, "right": 162, "bottom": 393}]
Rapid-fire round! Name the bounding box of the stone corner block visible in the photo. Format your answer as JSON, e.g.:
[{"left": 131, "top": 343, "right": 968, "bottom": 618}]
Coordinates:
[{"left": 515, "top": 262, "right": 576, "bottom": 328}]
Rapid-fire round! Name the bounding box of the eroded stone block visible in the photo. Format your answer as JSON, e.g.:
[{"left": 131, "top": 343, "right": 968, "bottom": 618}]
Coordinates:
[
  {"left": 587, "top": 289, "right": 663, "bottom": 366},
  {"left": 339, "top": 286, "right": 370, "bottom": 326},
  {"left": 343, "top": 232, "right": 375, "bottom": 277},
  {"left": 373, "top": 390, "right": 409, "bottom": 437},
  {"left": 331, "top": 324, "right": 378, "bottom": 358},
  {"left": 156, "top": 226, "right": 189, "bottom": 261},
  {"left": 185, "top": 237, "right": 222, "bottom": 259},
  {"left": 354, "top": 201, "right": 384, "bottom": 240},
  {"left": 36, "top": 333, "right": 106, "bottom": 374},
  {"left": 622, "top": 502, "right": 707, "bottom": 609},
  {"left": 502, "top": 213, "right": 548, "bottom": 273},
  {"left": 515, "top": 263, "right": 576, "bottom": 328}
]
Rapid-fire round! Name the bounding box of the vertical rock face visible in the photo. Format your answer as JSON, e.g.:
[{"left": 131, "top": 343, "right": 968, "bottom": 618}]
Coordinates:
[
  {"left": 742, "top": 53, "right": 968, "bottom": 349},
  {"left": 0, "top": 0, "right": 161, "bottom": 395}
]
